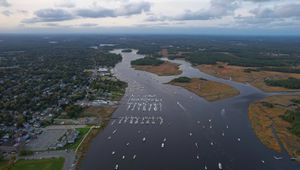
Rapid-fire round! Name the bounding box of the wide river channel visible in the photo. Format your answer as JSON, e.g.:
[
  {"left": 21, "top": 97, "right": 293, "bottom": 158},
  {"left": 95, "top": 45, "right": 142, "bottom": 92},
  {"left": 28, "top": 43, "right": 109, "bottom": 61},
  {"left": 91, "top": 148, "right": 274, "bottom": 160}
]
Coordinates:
[{"left": 80, "top": 49, "right": 300, "bottom": 170}]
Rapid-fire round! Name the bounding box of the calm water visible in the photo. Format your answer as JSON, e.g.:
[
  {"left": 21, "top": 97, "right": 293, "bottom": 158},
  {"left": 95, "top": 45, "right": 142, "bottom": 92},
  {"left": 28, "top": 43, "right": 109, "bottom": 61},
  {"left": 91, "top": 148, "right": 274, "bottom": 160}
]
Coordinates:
[{"left": 79, "top": 49, "right": 300, "bottom": 170}]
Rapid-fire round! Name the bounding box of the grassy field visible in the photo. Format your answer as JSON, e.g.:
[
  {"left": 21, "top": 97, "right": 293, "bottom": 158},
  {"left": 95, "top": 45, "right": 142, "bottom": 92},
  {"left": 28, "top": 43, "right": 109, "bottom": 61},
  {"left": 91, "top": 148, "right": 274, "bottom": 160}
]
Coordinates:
[
  {"left": 169, "top": 78, "right": 239, "bottom": 101},
  {"left": 197, "top": 63, "right": 300, "bottom": 92},
  {"left": 10, "top": 158, "right": 64, "bottom": 170},
  {"left": 249, "top": 95, "right": 300, "bottom": 160},
  {"left": 133, "top": 61, "right": 182, "bottom": 76}
]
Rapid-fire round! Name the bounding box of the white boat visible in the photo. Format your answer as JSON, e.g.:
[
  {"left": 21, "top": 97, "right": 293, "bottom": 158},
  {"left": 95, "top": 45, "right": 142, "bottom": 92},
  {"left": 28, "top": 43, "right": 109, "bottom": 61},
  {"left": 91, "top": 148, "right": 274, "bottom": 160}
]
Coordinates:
[
  {"left": 205, "top": 165, "right": 208, "bottom": 170},
  {"left": 161, "top": 143, "right": 165, "bottom": 148},
  {"left": 112, "top": 129, "right": 117, "bottom": 134},
  {"left": 218, "top": 162, "right": 222, "bottom": 169},
  {"left": 273, "top": 156, "right": 283, "bottom": 160},
  {"left": 237, "top": 138, "right": 241, "bottom": 142},
  {"left": 189, "top": 132, "right": 192, "bottom": 136},
  {"left": 210, "top": 142, "right": 214, "bottom": 146},
  {"left": 108, "top": 136, "right": 112, "bottom": 140},
  {"left": 196, "top": 155, "right": 199, "bottom": 159},
  {"left": 126, "top": 142, "right": 130, "bottom": 146},
  {"left": 195, "top": 142, "right": 198, "bottom": 148},
  {"left": 115, "top": 164, "right": 119, "bottom": 170},
  {"left": 163, "top": 138, "right": 167, "bottom": 142},
  {"left": 142, "top": 137, "right": 146, "bottom": 142},
  {"left": 133, "top": 154, "right": 136, "bottom": 160},
  {"left": 222, "top": 132, "right": 225, "bottom": 136},
  {"left": 261, "top": 160, "right": 265, "bottom": 163},
  {"left": 122, "top": 155, "right": 125, "bottom": 159},
  {"left": 112, "top": 151, "right": 115, "bottom": 155}
]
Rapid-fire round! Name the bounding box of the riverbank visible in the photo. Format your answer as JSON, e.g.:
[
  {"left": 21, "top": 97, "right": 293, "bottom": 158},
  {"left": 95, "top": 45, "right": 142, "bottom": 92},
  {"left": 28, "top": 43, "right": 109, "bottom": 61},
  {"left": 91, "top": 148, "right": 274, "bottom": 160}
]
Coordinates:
[
  {"left": 197, "top": 63, "right": 300, "bottom": 92},
  {"left": 249, "top": 95, "right": 300, "bottom": 160},
  {"left": 132, "top": 61, "right": 182, "bottom": 76},
  {"left": 75, "top": 106, "right": 117, "bottom": 170},
  {"left": 169, "top": 77, "right": 239, "bottom": 101}
]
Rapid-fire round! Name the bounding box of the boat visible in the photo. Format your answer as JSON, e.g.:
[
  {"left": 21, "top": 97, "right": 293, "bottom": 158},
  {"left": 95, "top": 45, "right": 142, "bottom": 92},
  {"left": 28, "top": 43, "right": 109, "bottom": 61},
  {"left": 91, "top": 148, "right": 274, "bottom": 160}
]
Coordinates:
[
  {"left": 196, "top": 155, "right": 199, "bottom": 159},
  {"left": 115, "top": 164, "right": 119, "bottom": 170},
  {"left": 210, "top": 142, "right": 214, "bottom": 146},
  {"left": 204, "top": 165, "right": 208, "bottom": 170},
  {"left": 133, "top": 154, "right": 136, "bottom": 159},
  {"left": 122, "top": 155, "right": 125, "bottom": 160},
  {"left": 161, "top": 143, "right": 165, "bottom": 148},
  {"left": 218, "top": 162, "right": 222, "bottom": 169},
  {"left": 112, "top": 151, "right": 115, "bottom": 155},
  {"left": 163, "top": 138, "right": 167, "bottom": 142},
  {"left": 189, "top": 132, "right": 192, "bottom": 136},
  {"left": 142, "top": 137, "right": 146, "bottom": 142},
  {"left": 237, "top": 138, "right": 241, "bottom": 142},
  {"left": 273, "top": 156, "right": 283, "bottom": 160}
]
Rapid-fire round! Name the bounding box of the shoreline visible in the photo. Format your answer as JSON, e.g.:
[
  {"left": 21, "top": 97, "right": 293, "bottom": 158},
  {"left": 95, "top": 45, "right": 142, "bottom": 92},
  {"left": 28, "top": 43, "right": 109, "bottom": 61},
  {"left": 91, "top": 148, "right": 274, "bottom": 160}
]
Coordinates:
[
  {"left": 168, "top": 77, "right": 240, "bottom": 102},
  {"left": 74, "top": 106, "right": 117, "bottom": 170},
  {"left": 132, "top": 61, "right": 182, "bottom": 76},
  {"left": 196, "top": 63, "right": 300, "bottom": 92},
  {"left": 248, "top": 94, "right": 300, "bottom": 161}
]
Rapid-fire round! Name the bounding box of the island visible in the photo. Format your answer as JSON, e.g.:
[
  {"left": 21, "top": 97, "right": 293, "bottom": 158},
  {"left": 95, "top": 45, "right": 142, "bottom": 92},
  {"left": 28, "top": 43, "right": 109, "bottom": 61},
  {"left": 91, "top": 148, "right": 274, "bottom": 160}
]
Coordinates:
[
  {"left": 249, "top": 95, "right": 300, "bottom": 160},
  {"left": 168, "top": 77, "right": 239, "bottom": 101},
  {"left": 131, "top": 57, "right": 182, "bottom": 76}
]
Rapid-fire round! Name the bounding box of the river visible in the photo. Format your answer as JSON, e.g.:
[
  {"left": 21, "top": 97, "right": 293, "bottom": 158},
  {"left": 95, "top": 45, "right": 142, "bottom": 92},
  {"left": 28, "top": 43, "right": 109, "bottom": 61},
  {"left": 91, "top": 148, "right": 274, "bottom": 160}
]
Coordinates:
[{"left": 79, "top": 49, "right": 300, "bottom": 170}]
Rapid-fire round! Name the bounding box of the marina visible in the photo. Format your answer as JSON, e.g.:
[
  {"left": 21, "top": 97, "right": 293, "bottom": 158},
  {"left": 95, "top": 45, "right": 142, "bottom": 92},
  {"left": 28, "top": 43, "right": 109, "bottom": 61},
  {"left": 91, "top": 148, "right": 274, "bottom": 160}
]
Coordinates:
[{"left": 79, "top": 49, "right": 300, "bottom": 170}]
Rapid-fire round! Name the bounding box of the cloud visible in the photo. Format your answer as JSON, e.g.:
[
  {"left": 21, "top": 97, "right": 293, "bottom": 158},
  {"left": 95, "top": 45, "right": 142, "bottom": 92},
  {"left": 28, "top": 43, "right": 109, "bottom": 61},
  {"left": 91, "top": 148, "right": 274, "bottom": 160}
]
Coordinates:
[
  {"left": 76, "top": 1, "right": 151, "bottom": 18},
  {"left": 22, "top": 9, "right": 75, "bottom": 23},
  {"left": 78, "top": 23, "right": 98, "bottom": 27},
  {"left": 0, "top": 0, "right": 10, "bottom": 7},
  {"left": 236, "top": 3, "right": 300, "bottom": 27},
  {"left": 55, "top": 0, "right": 76, "bottom": 8},
  {"left": 250, "top": 3, "right": 300, "bottom": 18},
  {"left": 147, "top": 0, "right": 239, "bottom": 21},
  {"left": 23, "top": 1, "right": 151, "bottom": 24},
  {"left": 243, "top": 0, "right": 276, "bottom": 2},
  {"left": 1, "top": 10, "right": 12, "bottom": 16}
]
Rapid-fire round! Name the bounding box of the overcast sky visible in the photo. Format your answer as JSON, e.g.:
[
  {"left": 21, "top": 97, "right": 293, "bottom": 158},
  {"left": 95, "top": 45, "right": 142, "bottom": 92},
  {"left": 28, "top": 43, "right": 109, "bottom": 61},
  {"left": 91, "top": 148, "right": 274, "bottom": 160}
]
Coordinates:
[{"left": 0, "top": 0, "right": 299, "bottom": 35}]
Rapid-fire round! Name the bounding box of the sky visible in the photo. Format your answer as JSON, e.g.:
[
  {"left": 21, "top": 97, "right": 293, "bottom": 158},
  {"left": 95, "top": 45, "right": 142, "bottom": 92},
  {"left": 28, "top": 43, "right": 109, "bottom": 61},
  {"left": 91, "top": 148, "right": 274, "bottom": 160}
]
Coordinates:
[{"left": 0, "top": 0, "right": 300, "bottom": 35}]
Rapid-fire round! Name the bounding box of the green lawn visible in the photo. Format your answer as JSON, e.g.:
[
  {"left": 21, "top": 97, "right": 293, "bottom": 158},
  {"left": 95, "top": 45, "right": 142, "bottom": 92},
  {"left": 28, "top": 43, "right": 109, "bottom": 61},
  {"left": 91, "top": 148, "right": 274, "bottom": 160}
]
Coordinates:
[
  {"left": 10, "top": 158, "right": 64, "bottom": 170},
  {"left": 63, "top": 127, "right": 90, "bottom": 150}
]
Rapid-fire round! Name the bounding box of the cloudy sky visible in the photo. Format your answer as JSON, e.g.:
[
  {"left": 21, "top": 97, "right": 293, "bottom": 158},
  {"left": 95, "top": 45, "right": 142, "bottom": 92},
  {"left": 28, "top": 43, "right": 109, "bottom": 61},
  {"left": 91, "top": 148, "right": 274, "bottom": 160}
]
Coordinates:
[{"left": 0, "top": 0, "right": 299, "bottom": 35}]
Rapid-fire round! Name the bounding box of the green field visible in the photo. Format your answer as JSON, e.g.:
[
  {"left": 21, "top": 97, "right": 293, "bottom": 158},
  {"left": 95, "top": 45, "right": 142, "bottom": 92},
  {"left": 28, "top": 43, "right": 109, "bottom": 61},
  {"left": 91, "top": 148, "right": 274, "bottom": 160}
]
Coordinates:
[{"left": 10, "top": 158, "right": 64, "bottom": 170}]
